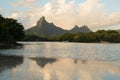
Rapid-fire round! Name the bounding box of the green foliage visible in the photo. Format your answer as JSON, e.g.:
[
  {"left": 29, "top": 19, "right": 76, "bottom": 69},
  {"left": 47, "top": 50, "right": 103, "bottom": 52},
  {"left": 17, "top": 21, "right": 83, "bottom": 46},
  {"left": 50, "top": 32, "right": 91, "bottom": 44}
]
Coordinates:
[
  {"left": 0, "top": 15, "right": 24, "bottom": 43},
  {"left": 47, "top": 36, "right": 60, "bottom": 41},
  {"left": 23, "top": 29, "right": 120, "bottom": 43},
  {"left": 23, "top": 35, "right": 48, "bottom": 41},
  {"left": 59, "top": 30, "right": 120, "bottom": 43},
  {"left": 60, "top": 33, "right": 74, "bottom": 41}
]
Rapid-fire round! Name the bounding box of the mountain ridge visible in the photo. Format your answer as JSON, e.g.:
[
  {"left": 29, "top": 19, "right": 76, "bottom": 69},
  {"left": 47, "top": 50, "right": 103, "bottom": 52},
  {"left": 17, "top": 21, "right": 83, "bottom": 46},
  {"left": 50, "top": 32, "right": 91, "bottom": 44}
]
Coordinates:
[
  {"left": 70, "top": 25, "right": 92, "bottom": 33},
  {"left": 25, "top": 16, "right": 92, "bottom": 37}
]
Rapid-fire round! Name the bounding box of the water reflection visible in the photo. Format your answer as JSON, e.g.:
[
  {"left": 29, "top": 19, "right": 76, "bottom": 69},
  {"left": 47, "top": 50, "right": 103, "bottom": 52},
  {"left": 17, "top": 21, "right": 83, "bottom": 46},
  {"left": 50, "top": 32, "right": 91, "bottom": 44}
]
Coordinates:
[
  {"left": 31, "top": 57, "right": 120, "bottom": 80},
  {"left": 30, "top": 57, "right": 57, "bottom": 68},
  {"left": 0, "top": 43, "right": 24, "bottom": 49},
  {"left": 0, "top": 56, "right": 120, "bottom": 80},
  {"left": 0, "top": 42, "right": 120, "bottom": 80},
  {"left": 0, "top": 54, "right": 23, "bottom": 73}
]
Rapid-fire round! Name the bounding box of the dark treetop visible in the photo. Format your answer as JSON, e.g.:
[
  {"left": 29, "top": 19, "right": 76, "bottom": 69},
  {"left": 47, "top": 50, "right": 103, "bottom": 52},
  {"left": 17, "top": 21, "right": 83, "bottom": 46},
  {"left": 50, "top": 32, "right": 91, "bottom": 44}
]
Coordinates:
[{"left": 0, "top": 15, "right": 24, "bottom": 44}]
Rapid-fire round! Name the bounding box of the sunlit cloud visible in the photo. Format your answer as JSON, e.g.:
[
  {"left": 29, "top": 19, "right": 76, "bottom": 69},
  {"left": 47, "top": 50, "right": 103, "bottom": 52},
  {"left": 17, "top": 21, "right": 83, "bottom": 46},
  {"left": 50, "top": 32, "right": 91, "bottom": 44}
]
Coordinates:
[
  {"left": 0, "top": 8, "right": 3, "bottom": 11},
  {"left": 10, "top": 0, "right": 37, "bottom": 7},
  {"left": 8, "top": 0, "right": 120, "bottom": 30},
  {"left": 1, "top": 57, "right": 118, "bottom": 80},
  {"left": 0, "top": 8, "right": 3, "bottom": 14}
]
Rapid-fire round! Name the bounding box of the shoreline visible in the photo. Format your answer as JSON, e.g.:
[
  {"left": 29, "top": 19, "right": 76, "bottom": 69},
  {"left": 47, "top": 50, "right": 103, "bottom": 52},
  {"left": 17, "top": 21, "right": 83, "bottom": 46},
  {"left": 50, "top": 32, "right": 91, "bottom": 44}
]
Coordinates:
[{"left": 0, "top": 42, "right": 23, "bottom": 49}]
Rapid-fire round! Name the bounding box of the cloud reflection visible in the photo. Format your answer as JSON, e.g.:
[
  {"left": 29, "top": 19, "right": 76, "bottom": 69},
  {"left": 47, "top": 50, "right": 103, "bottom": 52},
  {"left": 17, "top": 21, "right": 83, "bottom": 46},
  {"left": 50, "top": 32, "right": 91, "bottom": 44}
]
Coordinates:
[
  {"left": 1, "top": 57, "right": 120, "bottom": 80},
  {"left": 32, "top": 58, "right": 120, "bottom": 80}
]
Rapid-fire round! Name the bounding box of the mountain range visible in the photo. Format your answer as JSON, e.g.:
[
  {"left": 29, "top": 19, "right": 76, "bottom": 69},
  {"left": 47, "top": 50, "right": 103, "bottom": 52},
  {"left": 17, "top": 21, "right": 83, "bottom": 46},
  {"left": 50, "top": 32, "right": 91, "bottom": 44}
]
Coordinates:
[{"left": 25, "top": 16, "right": 92, "bottom": 37}]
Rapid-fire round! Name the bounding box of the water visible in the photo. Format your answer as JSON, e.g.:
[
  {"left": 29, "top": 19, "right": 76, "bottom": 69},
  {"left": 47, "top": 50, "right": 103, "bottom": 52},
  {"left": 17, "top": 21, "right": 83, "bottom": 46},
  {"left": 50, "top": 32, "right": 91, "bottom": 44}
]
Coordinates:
[{"left": 0, "top": 42, "right": 120, "bottom": 80}]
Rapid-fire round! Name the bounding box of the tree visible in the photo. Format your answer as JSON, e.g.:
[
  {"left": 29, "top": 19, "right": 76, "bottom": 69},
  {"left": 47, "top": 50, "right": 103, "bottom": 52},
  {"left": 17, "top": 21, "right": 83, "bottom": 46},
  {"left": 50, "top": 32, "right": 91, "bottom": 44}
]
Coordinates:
[
  {"left": 59, "top": 30, "right": 120, "bottom": 43},
  {"left": 60, "top": 33, "right": 74, "bottom": 41},
  {"left": 0, "top": 15, "right": 25, "bottom": 43}
]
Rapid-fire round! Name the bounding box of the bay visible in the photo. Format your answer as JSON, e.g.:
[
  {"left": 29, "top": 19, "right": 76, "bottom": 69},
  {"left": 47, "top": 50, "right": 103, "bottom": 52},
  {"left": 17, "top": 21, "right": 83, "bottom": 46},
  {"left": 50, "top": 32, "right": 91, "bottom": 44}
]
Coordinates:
[{"left": 0, "top": 42, "right": 120, "bottom": 80}]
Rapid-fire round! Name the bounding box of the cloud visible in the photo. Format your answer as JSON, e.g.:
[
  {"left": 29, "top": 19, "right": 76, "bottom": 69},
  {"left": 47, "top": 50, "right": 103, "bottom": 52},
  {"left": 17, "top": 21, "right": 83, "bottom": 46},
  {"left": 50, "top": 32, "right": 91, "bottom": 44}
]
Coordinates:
[
  {"left": 0, "top": 8, "right": 3, "bottom": 14},
  {"left": 10, "top": 12, "right": 19, "bottom": 19},
  {"left": 0, "top": 8, "right": 3, "bottom": 11},
  {"left": 9, "top": 0, "right": 120, "bottom": 30},
  {"left": 10, "top": 0, "right": 37, "bottom": 7}
]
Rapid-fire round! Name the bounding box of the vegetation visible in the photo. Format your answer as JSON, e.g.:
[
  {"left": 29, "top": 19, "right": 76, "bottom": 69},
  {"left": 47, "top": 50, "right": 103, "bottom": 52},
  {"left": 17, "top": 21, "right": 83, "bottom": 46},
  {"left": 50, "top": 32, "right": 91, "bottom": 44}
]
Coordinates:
[
  {"left": 1, "top": 14, "right": 120, "bottom": 43},
  {"left": 23, "top": 35, "right": 48, "bottom": 41},
  {"left": 23, "top": 34, "right": 61, "bottom": 41},
  {"left": 23, "top": 30, "right": 120, "bottom": 43},
  {"left": 60, "top": 33, "right": 74, "bottom": 41},
  {"left": 59, "top": 30, "right": 120, "bottom": 43},
  {"left": 0, "top": 15, "right": 24, "bottom": 44}
]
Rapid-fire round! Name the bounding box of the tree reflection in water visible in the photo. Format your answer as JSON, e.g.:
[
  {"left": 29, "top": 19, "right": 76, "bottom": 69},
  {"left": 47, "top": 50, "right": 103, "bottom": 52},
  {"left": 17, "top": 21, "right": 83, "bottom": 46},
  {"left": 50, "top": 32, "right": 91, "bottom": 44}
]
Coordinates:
[{"left": 0, "top": 54, "right": 23, "bottom": 73}]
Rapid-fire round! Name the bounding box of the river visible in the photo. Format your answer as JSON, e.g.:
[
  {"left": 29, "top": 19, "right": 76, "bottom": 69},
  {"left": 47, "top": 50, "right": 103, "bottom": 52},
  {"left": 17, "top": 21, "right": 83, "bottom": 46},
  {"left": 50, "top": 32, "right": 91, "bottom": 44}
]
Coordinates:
[{"left": 0, "top": 42, "right": 120, "bottom": 80}]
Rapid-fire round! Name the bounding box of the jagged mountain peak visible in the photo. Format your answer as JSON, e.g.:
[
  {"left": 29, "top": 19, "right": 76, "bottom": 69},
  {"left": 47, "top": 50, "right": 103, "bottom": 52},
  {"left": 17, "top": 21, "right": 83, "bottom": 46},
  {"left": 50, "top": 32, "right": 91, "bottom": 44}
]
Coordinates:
[
  {"left": 25, "top": 16, "right": 66, "bottom": 37},
  {"left": 36, "top": 16, "right": 47, "bottom": 26},
  {"left": 25, "top": 17, "right": 92, "bottom": 37},
  {"left": 70, "top": 25, "right": 80, "bottom": 33},
  {"left": 50, "top": 23, "right": 54, "bottom": 25},
  {"left": 70, "top": 25, "right": 92, "bottom": 33},
  {"left": 73, "top": 25, "right": 80, "bottom": 29},
  {"left": 80, "top": 25, "right": 88, "bottom": 28},
  {"left": 40, "top": 16, "right": 45, "bottom": 21},
  {"left": 80, "top": 25, "right": 91, "bottom": 30},
  {"left": 70, "top": 25, "right": 80, "bottom": 31},
  {"left": 79, "top": 25, "right": 92, "bottom": 32},
  {"left": 75, "top": 25, "right": 79, "bottom": 27}
]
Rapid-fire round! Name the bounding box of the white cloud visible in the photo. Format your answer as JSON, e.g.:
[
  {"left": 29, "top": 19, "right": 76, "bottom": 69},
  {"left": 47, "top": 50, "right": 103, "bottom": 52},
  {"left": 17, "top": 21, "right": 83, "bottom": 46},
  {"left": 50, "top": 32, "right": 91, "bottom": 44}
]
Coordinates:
[
  {"left": 0, "top": 8, "right": 3, "bottom": 14},
  {"left": 10, "top": 0, "right": 37, "bottom": 7},
  {"left": 10, "top": 12, "right": 19, "bottom": 19},
  {"left": 9, "top": 0, "right": 120, "bottom": 30},
  {"left": 0, "top": 8, "right": 3, "bottom": 11}
]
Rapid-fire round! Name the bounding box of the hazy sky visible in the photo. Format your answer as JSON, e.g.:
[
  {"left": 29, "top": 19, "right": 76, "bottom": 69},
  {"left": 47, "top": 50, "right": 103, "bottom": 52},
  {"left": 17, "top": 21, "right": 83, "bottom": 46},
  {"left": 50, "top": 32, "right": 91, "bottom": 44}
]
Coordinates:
[{"left": 0, "top": 0, "right": 120, "bottom": 30}]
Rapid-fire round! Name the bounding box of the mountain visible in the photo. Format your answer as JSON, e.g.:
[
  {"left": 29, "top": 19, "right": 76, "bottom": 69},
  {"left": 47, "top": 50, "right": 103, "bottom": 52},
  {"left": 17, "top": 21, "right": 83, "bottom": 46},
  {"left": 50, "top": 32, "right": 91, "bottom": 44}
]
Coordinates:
[
  {"left": 25, "top": 16, "right": 92, "bottom": 37},
  {"left": 25, "top": 16, "right": 66, "bottom": 37},
  {"left": 70, "top": 25, "right": 92, "bottom": 33}
]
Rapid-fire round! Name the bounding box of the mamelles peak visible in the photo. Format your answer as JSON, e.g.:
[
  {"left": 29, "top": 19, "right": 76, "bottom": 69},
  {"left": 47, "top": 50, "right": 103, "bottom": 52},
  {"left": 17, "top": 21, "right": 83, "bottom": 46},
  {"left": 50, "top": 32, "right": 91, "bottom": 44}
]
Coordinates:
[{"left": 36, "top": 16, "right": 46, "bottom": 26}]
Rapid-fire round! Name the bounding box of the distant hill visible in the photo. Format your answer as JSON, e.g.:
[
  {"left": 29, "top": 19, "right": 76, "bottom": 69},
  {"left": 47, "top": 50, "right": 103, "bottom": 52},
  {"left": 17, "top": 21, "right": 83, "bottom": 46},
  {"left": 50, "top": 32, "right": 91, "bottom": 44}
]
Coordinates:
[
  {"left": 25, "top": 16, "right": 92, "bottom": 37},
  {"left": 25, "top": 16, "right": 66, "bottom": 37},
  {"left": 69, "top": 25, "right": 92, "bottom": 34}
]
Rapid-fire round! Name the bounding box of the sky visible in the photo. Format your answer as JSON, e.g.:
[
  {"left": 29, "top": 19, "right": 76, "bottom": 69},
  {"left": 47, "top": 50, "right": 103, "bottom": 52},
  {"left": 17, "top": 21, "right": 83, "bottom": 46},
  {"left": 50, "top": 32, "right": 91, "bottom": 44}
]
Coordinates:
[{"left": 0, "top": 0, "right": 120, "bottom": 30}]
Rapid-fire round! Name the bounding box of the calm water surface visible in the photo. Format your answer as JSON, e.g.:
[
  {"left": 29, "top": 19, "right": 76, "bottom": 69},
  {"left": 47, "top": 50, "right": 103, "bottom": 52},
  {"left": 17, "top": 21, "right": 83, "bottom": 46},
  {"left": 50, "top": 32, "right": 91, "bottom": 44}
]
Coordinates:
[{"left": 0, "top": 42, "right": 120, "bottom": 80}]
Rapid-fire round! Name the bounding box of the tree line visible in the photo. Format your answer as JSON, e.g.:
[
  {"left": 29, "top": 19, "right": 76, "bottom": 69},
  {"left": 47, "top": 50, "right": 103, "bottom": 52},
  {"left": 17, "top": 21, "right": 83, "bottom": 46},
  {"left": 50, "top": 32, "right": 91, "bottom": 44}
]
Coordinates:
[
  {"left": 23, "top": 30, "right": 120, "bottom": 43},
  {"left": 59, "top": 30, "right": 120, "bottom": 43},
  {"left": 1, "top": 14, "right": 119, "bottom": 43},
  {"left": 0, "top": 15, "right": 24, "bottom": 44}
]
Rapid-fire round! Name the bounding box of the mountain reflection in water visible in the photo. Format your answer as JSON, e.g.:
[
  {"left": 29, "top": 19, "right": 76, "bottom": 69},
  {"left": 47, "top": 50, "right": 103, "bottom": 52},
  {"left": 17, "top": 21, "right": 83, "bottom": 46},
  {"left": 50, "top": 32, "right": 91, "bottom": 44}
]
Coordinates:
[
  {"left": 0, "top": 42, "right": 120, "bottom": 80},
  {"left": 30, "top": 57, "right": 57, "bottom": 68},
  {"left": 0, "top": 56, "right": 120, "bottom": 80},
  {"left": 0, "top": 54, "right": 23, "bottom": 73},
  {"left": 29, "top": 57, "right": 120, "bottom": 80}
]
